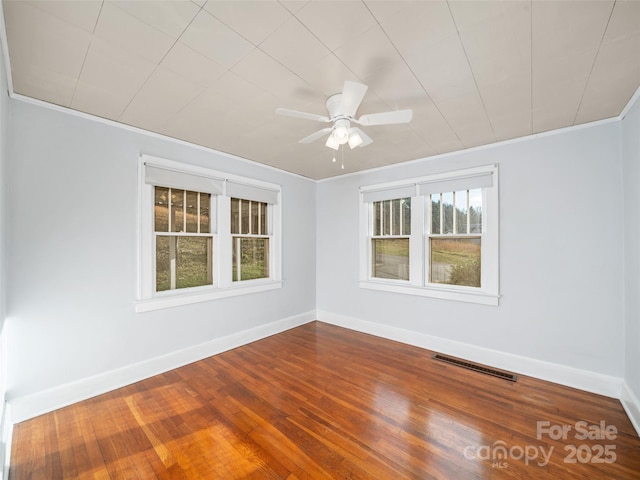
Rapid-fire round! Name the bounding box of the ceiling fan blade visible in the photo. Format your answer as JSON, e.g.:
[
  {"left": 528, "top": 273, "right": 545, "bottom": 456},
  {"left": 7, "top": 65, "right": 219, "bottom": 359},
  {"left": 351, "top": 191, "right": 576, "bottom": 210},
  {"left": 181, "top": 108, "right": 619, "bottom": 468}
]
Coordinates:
[
  {"left": 275, "top": 108, "right": 330, "bottom": 123},
  {"left": 356, "top": 109, "right": 413, "bottom": 126},
  {"left": 350, "top": 127, "right": 373, "bottom": 147},
  {"left": 339, "top": 81, "right": 368, "bottom": 117},
  {"left": 299, "top": 127, "right": 333, "bottom": 144}
]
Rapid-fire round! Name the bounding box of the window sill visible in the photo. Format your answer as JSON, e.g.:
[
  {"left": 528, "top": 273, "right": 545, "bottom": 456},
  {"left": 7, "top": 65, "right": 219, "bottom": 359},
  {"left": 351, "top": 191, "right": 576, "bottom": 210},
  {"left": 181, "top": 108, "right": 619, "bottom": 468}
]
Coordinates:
[
  {"left": 359, "top": 280, "right": 500, "bottom": 306},
  {"left": 135, "top": 280, "right": 283, "bottom": 313}
]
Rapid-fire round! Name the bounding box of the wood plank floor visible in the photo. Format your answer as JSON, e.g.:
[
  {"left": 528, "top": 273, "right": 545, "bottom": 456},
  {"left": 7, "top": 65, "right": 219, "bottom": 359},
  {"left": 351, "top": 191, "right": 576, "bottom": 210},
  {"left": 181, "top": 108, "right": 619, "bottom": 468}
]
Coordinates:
[{"left": 10, "top": 321, "right": 640, "bottom": 479}]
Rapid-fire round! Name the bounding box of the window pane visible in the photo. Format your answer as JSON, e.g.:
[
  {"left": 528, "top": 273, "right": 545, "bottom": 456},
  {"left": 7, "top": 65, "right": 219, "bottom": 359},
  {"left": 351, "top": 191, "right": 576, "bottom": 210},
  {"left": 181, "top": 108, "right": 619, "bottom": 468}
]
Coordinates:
[
  {"left": 260, "top": 203, "right": 267, "bottom": 235},
  {"left": 442, "top": 192, "right": 454, "bottom": 234},
  {"left": 469, "top": 188, "right": 482, "bottom": 233},
  {"left": 431, "top": 194, "right": 441, "bottom": 234},
  {"left": 156, "top": 235, "right": 171, "bottom": 292},
  {"left": 176, "top": 237, "right": 213, "bottom": 289},
  {"left": 200, "top": 193, "right": 211, "bottom": 234},
  {"left": 251, "top": 201, "right": 259, "bottom": 235},
  {"left": 401, "top": 198, "right": 411, "bottom": 235},
  {"left": 392, "top": 199, "right": 400, "bottom": 235},
  {"left": 373, "top": 202, "right": 381, "bottom": 236},
  {"left": 245, "top": 201, "right": 267, "bottom": 235},
  {"left": 171, "top": 189, "right": 185, "bottom": 232},
  {"left": 154, "top": 187, "right": 169, "bottom": 232},
  {"left": 430, "top": 237, "right": 481, "bottom": 287},
  {"left": 455, "top": 190, "right": 468, "bottom": 234},
  {"left": 231, "top": 198, "right": 240, "bottom": 234},
  {"left": 382, "top": 200, "right": 391, "bottom": 235},
  {"left": 371, "top": 238, "right": 409, "bottom": 280},
  {"left": 233, "top": 237, "right": 269, "bottom": 281},
  {"left": 185, "top": 190, "right": 198, "bottom": 233},
  {"left": 156, "top": 236, "right": 213, "bottom": 292},
  {"left": 241, "top": 199, "right": 250, "bottom": 234},
  {"left": 373, "top": 198, "right": 410, "bottom": 236}
]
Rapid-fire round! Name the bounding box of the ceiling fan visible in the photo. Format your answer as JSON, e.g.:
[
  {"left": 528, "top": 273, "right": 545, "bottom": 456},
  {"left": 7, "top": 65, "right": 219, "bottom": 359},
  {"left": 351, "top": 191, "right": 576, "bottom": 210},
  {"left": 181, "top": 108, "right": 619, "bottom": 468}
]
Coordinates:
[{"left": 275, "top": 81, "right": 413, "bottom": 151}]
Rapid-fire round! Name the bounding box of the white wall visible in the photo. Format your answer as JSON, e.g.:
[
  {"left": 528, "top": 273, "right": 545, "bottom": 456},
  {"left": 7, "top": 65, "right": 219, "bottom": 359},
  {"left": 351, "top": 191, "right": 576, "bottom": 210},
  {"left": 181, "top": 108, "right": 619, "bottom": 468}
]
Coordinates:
[
  {"left": 5, "top": 100, "right": 316, "bottom": 402},
  {"left": 317, "top": 121, "right": 625, "bottom": 380},
  {"left": 622, "top": 92, "right": 640, "bottom": 417}
]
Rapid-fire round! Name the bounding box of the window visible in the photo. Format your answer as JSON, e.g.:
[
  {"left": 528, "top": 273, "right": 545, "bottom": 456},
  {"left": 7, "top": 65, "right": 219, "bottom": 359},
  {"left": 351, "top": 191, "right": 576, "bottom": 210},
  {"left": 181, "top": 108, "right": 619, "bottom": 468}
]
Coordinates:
[
  {"left": 360, "top": 165, "right": 499, "bottom": 305},
  {"left": 231, "top": 198, "right": 270, "bottom": 281},
  {"left": 154, "top": 187, "right": 213, "bottom": 291},
  {"left": 137, "top": 155, "right": 282, "bottom": 312},
  {"left": 428, "top": 189, "right": 482, "bottom": 287},
  {"left": 371, "top": 198, "right": 411, "bottom": 280}
]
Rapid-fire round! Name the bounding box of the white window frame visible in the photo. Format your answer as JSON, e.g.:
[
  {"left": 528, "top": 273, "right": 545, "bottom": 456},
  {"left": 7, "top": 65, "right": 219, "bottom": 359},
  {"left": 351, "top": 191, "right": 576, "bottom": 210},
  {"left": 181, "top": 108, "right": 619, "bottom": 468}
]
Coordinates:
[
  {"left": 230, "top": 198, "right": 272, "bottom": 282},
  {"left": 369, "top": 198, "right": 412, "bottom": 282},
  {"left": 153, "top": 187, "right": 216, "bottom": 292},
  {"left": 359, "top": 164, "right": 500, "bottom": 306},
  {"left": 136, "top": 155, "right": 282, "bottom": 313}
]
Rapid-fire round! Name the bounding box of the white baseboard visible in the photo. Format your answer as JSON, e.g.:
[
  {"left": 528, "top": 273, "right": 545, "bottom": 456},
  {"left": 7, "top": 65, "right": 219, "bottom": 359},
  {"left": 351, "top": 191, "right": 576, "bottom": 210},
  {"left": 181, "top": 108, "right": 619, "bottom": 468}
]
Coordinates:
[
  {"left": 621, "top": 382, "right": 640, "bottom": 437},
  {"left": 317, "top": 310, "right": 623, "bottom": 399},
  {"left": 9, "top": 311, "right": 316, "bottom": 423}
]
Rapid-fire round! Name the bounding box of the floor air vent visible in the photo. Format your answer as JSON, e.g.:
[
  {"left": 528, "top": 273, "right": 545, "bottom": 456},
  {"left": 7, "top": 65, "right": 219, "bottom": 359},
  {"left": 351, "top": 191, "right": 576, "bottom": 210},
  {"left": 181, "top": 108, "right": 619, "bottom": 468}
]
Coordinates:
[{"left": 432, "top": 354, "right": 517, "bottom": 382}]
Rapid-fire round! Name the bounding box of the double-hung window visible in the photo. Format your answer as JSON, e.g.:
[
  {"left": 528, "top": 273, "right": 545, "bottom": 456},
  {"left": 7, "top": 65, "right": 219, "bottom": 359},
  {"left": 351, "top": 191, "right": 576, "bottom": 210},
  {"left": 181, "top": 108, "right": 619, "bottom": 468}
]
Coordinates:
[
  {"left": 137, "top": 155, "right": 282, "bottom": 312},
  {"left": 154, "top": 187, "right": 214, "bottom": 292},
  {"left": 231, "top": 198, "right": 270, "bottom": 281},
  {"left": 360, "top": 165, "right": 499, "bottom": 305},
  {"left": 425, "top": 190, "right": 483, "bottom": 288},
  {"left": 225, "top": 180, "right": 279, "bottom": 285},
  {"left": 371, "top": 198, "right": 411, "bottom": 281}
]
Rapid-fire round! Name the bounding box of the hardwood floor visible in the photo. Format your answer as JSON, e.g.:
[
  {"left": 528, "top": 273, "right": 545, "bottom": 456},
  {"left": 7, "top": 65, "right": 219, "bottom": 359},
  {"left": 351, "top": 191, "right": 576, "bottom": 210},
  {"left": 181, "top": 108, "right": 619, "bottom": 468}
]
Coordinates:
[{"left": 10, "top": 321, "right": 640, "bottom": 479}]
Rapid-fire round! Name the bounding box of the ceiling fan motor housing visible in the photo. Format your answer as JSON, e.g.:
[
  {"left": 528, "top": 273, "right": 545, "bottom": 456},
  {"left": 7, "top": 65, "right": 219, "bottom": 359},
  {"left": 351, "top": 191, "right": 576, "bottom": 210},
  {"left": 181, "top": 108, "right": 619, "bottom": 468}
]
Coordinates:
[{"left": 325, "top": 93, "right": 347, "bottom": 119}]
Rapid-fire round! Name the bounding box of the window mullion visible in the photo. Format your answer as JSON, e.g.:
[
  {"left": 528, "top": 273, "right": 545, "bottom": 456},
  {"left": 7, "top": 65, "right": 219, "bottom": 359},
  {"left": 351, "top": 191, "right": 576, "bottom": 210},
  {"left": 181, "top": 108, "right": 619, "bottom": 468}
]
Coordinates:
[{"left": 409, "top": 196, "right": 423, "bottom": 286}]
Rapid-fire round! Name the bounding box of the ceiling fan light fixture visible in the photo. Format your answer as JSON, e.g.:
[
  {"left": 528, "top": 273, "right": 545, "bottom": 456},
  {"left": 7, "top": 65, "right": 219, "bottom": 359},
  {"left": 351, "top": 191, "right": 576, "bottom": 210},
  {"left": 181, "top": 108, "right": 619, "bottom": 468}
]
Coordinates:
[
  {"left": 348, "top": 130, "right": 363, "bottom": 149},
  {"left": 334, "top": 119, "right": 350, "bottom": 144},
  {"left": 335, "top": 128, "right": 349, "bottom": 143},
  {"left": 325, "top": 133, "right": 339, "bottom": 150}
]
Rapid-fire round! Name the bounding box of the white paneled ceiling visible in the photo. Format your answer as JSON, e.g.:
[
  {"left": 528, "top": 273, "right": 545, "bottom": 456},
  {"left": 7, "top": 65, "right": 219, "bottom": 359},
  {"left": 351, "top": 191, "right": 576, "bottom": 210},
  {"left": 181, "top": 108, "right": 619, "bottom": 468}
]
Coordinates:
[{"left": 2, "top": 0, "right": 639, "bottom": 179}]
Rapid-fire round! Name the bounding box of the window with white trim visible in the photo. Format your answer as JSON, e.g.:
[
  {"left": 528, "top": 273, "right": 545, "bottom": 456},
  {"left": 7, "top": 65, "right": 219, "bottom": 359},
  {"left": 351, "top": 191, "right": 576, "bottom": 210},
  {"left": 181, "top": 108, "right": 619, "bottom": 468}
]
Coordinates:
[
  {"left": 371, "top": 198, "right": 411, "bottom": 281},
  {"left": 360, "top": 165, "right": 499, "bottom": 305},
  {"left": 427, "top": 189, "right": 482, "bottom": 287},
  {"left": 154, "top": 186, "right": 214, "bottom": 291},
  {"left": 231, "top": 198, "right": 270, "bottom": 281},
  {"left": 137, "top": 155, "right": 282, "bottom": 312}
]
